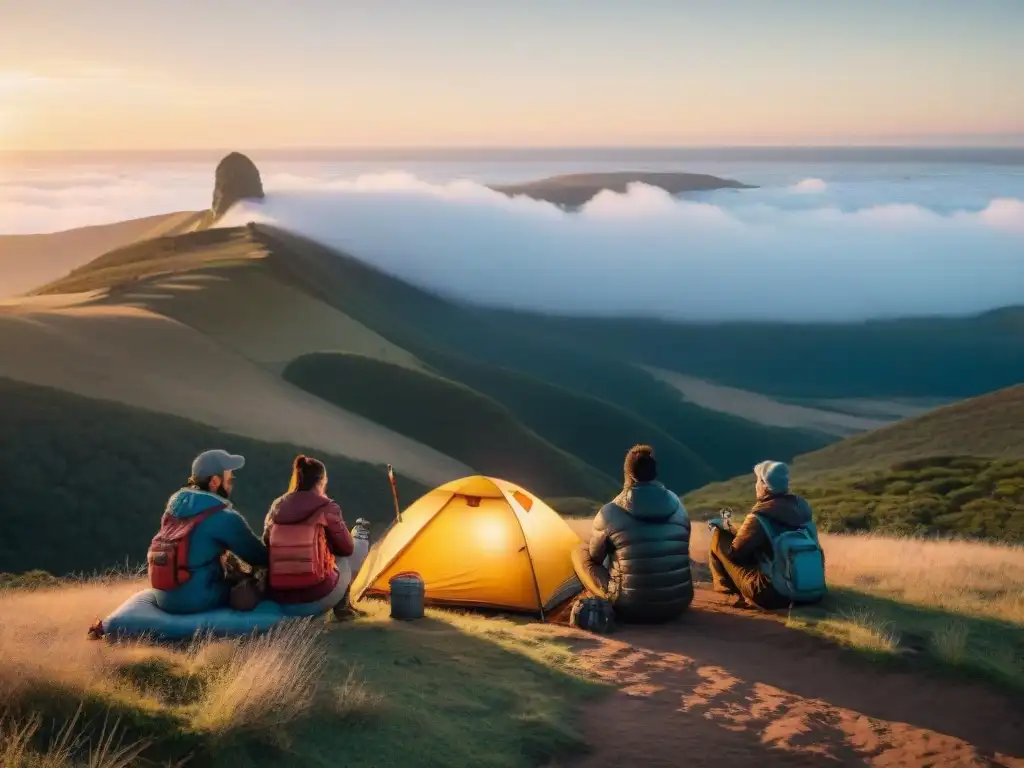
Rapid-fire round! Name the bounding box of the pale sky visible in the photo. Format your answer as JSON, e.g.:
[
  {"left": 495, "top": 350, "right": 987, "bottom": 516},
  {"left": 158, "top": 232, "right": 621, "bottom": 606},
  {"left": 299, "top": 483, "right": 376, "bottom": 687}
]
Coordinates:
[{"left": 1, "top": 0, "right": 1022, "bottom": 150}]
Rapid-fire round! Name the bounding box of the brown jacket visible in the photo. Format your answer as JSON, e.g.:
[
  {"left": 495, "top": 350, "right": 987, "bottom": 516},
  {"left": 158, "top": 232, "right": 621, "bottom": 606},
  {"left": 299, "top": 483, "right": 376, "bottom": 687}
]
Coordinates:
[{"left": 720, "top": 493, "right": 814, "bottom": 567}]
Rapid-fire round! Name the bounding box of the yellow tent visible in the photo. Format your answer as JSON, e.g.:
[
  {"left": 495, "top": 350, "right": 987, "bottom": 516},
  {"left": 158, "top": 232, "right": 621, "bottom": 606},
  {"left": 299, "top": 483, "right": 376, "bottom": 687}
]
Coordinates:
[{"left": 351, "top": 476, "right": 584, "bottom": 618}]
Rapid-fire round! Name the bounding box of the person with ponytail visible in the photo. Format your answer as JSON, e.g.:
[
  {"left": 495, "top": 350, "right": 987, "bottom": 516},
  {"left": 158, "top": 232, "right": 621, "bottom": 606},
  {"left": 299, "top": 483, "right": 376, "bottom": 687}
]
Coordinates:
[{"left": 262, "top": 455, "right": 368, "bottom": 617}]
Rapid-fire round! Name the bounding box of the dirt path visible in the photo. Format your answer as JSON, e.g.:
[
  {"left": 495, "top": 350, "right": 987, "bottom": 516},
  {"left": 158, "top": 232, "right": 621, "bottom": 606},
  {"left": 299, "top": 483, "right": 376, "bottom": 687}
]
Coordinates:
[{"left": 563, "top": 590, "right": 1024, "bottom": 767}]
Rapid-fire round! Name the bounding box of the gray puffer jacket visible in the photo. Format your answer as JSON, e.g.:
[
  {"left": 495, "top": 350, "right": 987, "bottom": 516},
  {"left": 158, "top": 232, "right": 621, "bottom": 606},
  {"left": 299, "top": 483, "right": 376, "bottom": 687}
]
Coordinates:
[{"left": 588, "top": 481, "right": 693, "bottom": 622}]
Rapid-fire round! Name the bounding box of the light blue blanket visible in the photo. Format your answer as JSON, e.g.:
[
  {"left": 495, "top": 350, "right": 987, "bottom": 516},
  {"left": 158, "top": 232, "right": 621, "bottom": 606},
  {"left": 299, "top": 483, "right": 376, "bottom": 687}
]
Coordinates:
[{"left": 103, "top": 577, "right": 348, "bottom": 640}]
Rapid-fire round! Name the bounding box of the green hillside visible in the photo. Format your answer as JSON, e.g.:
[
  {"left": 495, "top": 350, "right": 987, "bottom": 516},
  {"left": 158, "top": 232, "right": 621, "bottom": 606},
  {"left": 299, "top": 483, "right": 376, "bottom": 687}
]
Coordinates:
[
  {"left": 32, "top": 223, "right": 826, "bottom": 492},
  {"left": 283, "top": 352, "right": 617, "bottom": 499},
  {"left": 0, "top": 377, "right": 428, "bottom": 576},
  {"left": 21, "top": 219, "right": 1024, "bottom": 553},
  {"left": 416, "top": 346, "right": 717, "bottom": 491},
  {"left": 686, "top": 386, "right": 1024, "bottom": 541},
  {"left": 796, "top": 385, "right": 1024, "bottom": 471},
  {"left": 256, "top": 226, "right": 830, "bottom": 483},
  {"left": 494, "top": 309, "right": 1024, "bottom": 400}
]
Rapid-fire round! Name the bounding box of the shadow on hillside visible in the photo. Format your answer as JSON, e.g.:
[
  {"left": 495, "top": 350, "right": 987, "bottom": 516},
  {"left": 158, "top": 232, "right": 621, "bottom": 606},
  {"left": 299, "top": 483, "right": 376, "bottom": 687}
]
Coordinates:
[
  {"left": 308, "top": 615, "right": 834, "bottom": 768},
  {"left": 290, "top": 616, "right": 603, "bottom": 768},
  {"left": 561, "top": 592, "right": 1024, "bottom": 766}
]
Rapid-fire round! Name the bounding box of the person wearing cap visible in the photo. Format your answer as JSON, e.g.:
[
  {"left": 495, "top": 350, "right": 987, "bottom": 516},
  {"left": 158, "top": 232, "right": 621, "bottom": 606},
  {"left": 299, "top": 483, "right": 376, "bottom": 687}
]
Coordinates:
[
  {"left": 707, "top": 460, "right": 817, "bottom": 609},
  {"left": 152, "top": 449, "right": 269, "bottom": 614},
  {"left": 571, "top": 444, "right": 693, "bottom": 623}
]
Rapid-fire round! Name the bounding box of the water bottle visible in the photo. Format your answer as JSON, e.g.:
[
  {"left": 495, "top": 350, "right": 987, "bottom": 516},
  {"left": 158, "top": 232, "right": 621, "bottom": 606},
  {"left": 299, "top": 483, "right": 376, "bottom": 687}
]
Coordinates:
[{"left": 352, "top": 517, "right": 370, "bottom": 542}]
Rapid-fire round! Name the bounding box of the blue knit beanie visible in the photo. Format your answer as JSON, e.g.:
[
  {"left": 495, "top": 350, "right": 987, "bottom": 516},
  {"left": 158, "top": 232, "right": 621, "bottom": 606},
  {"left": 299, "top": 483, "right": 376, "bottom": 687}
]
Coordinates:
[{"left": 754, "top": 460, "right": 790, "bottom": 494}]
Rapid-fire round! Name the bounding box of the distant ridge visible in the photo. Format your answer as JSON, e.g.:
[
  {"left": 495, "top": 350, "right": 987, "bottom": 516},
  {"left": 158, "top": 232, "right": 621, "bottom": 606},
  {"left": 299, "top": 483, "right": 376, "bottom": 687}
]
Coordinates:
[{"left": 491, "top": 171, "right": 753, "bottom": 208}]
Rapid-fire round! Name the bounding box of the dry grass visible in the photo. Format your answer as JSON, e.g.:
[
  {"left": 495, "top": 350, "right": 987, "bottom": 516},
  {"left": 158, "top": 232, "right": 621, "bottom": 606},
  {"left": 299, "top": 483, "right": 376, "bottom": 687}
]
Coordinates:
[
  {"left": 568, "top": 514, "right": 1024, "bottom": 687},
  {"left": 931, "top": 622, "right": 970, "bottom": 665},
  {"left": 816, "top": 534, "right": 1024, "bottom": 623},
  {"left": 0, "top": 707, "right": 150, "bottom": 768},
  {"left": 0, "top": 578, "right": 330, "bottom": 761},
  {"left": 0, "top": 579, "right": 145, "bottom": 703},
  {"left": 190, "top": 619, "right": 325, "bottom": 739},
  {"left": 0, "top": 577, "right": 595, "bottom": 767},
  {"left": 330, "top": 665, "right": 385, "bottom": 723},
  {"left": 567, "top": 516, "right": 1024, "bottom": 623},
  {"left": 803, "top": 608, "right": 902, "bottom": 654}
]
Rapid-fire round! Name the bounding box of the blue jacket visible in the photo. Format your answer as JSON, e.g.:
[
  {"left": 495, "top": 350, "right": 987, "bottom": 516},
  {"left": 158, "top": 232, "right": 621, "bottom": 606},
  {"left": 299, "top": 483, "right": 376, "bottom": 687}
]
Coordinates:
[{"left": 153, "top": 489, "right": 269, "bottom": 614}]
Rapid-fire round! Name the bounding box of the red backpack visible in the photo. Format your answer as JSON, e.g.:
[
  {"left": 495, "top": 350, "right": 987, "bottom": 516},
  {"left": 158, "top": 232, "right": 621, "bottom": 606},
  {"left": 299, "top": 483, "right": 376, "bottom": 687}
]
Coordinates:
[
  {"left": 147, "top": 505, "right": 224, "bottom": 590},
  {"left": 268, "top": 507, "right": 335, "bottom": 591}
]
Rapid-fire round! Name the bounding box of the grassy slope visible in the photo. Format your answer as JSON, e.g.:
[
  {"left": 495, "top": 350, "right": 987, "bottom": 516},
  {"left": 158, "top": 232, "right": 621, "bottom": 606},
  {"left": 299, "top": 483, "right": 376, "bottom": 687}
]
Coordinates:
[
  {"left": 0, "top": 212, "right": 202, "bottom": 299},
  {"left": 795, "top": 384, "right": 1024, "bottom": 471},
  {"left": 493, "top": 309, "right": 1024, "bottom": 399},
  {"left": 31, "top": 224, "right": 766, "bottom": 493},
  {"left": 418, "top": 346, "right": 717, "bottom": 491},
  {"left": 284, "top": 352, "right": 617, "bottom": 500},
  {"left": 257, "top": 226, "right": 829, "bottom": 488},
  {"left": 0, "top": 582, "right": 603, "bottom": 768},
  {"left": 33, "top": 226, "right": 261, "bottom": 295},
  {"left": 0, "top": 377, "right": 427, "bottom": 576},
  {"left": 686, "top": 386, "right": 1024, "bottom": 540}
]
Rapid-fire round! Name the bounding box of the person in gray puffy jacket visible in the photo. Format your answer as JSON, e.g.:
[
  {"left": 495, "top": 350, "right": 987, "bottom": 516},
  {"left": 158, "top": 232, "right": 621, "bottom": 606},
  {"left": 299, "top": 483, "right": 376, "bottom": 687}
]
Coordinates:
[{"left": 571, "top": 445, "right": 693, "bottom": 622}]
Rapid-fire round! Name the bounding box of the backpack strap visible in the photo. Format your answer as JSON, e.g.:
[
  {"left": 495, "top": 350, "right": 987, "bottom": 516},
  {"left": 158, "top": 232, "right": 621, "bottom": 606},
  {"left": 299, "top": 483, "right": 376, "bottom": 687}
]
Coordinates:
[
  {"left": 179, "top": 504, "right": 226, "bottom": 573},
  {"left": 754, "top": 513, "right": 776, "bottom": 541}
]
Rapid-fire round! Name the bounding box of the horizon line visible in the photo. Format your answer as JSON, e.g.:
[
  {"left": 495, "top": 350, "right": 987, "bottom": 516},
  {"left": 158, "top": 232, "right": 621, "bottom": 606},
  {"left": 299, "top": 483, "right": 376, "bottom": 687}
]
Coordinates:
[{"left": 3, "top": 143, "right": 1024, "bottom": 155}]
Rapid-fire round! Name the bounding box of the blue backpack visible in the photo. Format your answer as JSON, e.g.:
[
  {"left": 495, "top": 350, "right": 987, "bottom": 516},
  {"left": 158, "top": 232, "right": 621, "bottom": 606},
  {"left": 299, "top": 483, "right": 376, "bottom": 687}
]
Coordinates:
[{"left": 755, "top": 515, "right": 826, "bottom": 604}]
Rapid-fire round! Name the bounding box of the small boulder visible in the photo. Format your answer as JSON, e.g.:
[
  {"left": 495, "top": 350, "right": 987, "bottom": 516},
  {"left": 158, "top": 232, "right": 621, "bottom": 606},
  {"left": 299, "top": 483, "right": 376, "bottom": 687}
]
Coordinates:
[{"left": 211, "top": 152, "right": 264, "bottom": 216}]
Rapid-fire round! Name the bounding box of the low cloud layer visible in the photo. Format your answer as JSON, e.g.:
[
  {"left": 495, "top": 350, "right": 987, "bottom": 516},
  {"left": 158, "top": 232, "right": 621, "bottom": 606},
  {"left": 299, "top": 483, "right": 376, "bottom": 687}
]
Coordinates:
[
  {"left": 222, "top": 173, "right": 1024, "bottom": 322},
  {"left": 3, "top": 163, "right": 1022, "bottom": 321}
]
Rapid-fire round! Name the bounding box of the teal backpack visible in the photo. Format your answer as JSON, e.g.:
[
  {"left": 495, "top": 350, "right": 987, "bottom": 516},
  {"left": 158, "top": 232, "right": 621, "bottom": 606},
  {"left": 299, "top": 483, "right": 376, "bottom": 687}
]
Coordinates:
[{"left": 755, "top": 515, "right": 826, "bottom": 604}]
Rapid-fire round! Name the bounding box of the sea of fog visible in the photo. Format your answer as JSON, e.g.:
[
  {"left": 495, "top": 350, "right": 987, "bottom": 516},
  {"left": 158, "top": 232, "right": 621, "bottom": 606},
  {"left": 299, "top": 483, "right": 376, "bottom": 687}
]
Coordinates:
[{"left": 2, "top": 148, "right": 1022, "bottom": 321}]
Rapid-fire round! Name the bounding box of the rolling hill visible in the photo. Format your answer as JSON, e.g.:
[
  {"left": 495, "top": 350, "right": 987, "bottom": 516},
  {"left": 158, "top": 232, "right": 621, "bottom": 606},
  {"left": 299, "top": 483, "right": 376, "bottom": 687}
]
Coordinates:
[
  {"left": 0, "top": 376, "right": 429, "bottom": 575},
  {"left": 0, "top": 211, "right": 202, "bottom": 299},
  {"left": 2, "top": 154, "right": 1023, "bottom": 578},
  {"left": 246, "top": 225, "right": 832, "bottom": 482},
  {"left": 15, "top": 222, "right": 831, "bottom": 499},
  {"left": 283, "top": 352, "right": 617, "bottom": 499},
  {"left": 685, "top": 385, "right": 1024, "bottom": 541},
  {"left": 496, "top": 310, "right": 1024, "bottom": 400}
]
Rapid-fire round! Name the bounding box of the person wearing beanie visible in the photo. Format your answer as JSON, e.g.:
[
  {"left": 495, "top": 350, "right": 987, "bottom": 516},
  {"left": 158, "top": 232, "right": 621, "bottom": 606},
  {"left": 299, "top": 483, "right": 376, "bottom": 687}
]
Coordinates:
[
  {"left": 706, "top": 459, "right": 819, "bottom": 609},
  {"left": 570, "top": 444, "right": 693, "bottom": 623}
]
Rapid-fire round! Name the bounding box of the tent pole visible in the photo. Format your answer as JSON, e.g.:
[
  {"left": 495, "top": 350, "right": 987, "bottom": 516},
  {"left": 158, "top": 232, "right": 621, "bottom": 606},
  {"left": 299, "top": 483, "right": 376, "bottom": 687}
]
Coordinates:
[
  {"left": 387, "top": 464, "right": 402, "bottom": 523},
  {"left": 508, "top": 494, "right": 546, "bottom": 621}
]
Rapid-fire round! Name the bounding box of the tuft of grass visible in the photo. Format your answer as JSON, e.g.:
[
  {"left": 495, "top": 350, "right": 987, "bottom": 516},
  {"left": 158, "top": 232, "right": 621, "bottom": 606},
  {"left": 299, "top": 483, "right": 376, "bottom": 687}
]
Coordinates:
[
  {"left": 0, "top": 707, "right": 149, "bottom": 768},
  {"left": 931, "top": 622, "right": 970, "bottom": 665},
  {"left": 190, "top": 620, "right": 325, "bottom": 740},
  {"left": 834, "top": 608, "right": 902, "bottom": 653},
  {"left": 330, "top": 665, "right": 385, "bottom": 723}
]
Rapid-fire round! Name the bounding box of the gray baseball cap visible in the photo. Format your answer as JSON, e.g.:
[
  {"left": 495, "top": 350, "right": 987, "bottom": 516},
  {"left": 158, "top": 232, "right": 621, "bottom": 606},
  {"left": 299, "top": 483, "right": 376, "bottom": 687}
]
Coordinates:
[{"left": 192, "top": 449, "right": 245, "bottom": 478}]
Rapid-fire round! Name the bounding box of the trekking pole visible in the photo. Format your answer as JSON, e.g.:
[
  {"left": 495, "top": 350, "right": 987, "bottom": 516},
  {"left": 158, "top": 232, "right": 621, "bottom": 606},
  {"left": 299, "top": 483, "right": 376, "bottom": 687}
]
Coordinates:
[{"left": 387, "top": 464, "right": 403, "bottom": 523}]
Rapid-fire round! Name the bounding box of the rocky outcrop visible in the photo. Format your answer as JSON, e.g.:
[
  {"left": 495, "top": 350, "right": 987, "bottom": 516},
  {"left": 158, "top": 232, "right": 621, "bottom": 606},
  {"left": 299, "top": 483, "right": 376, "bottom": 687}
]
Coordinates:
[{"left": 211, "top": 152, "right": 264, "bottom": 217}]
